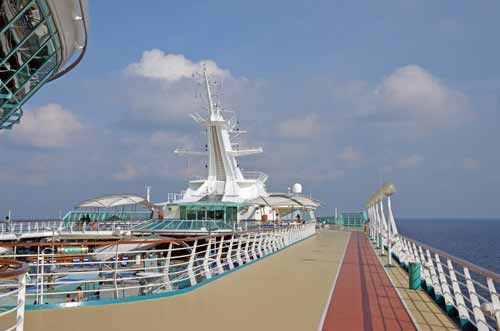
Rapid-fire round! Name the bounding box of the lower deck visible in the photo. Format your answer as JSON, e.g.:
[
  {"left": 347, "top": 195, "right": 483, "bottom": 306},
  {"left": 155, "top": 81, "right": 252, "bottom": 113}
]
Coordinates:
[{"left": 23, "top": 229, "right": 459, "bottom": 331}]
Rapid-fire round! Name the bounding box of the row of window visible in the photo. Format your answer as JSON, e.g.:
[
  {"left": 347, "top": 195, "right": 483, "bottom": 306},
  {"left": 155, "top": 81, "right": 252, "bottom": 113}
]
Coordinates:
[{"left": 0, "top": 0, "right": 61, "bottom": 127}]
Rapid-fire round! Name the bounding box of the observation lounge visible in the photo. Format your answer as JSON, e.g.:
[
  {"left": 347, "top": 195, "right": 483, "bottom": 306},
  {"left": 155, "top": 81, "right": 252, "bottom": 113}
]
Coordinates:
[{"left": 0, "top": 0, "right": 87, "bottom": 130}]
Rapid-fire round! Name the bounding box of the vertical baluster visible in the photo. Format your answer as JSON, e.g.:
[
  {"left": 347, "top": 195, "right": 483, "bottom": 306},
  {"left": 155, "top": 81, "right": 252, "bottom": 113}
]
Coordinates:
[
  {"left": 203, "top": 238, "right": 212, "bottom": 280},
  {"left": 16, "top": 273, "right": 26, "bottom": 331},
  {"left": 244, "top": 235, "right": 251, "bottom": 263},
  {"left": 486, "top": 278, "right": 500, "bottom": 330},
  {"left": 277, "top": 229, "right": 284, "bottom": 249},
  {"left": 236, "top": 235, "right": 243, "bottom": 266},
  {"left": 216, "top": 237, "right": 224, "bottom": 275},
  {"left": 256, "top": 233, "right": 263, "bottom": 257},
  {"left": 463, "top": 267, "right": 488, "bottom": 331},
  {"left": 163, "top": 242, "right": 172, "bottom": 291},
  {"left": 417, "top": 245, "right": 432, "bottom": 287},
  {"left": 260, "top": 233, "right": 267, "bottom": 256},
  {"left": 426, "top": 249, "right": 443, "bottom": 300},
  {"left": 251, "top": 234, "right": 258, "bottom": 260},
  {"left": 187, "top": 240, "right": 198, "bottom": 286},
  {"left": 447, "top": 259, "right": 471, "bottom": 326},
  {"left": 227, "top": 235, "right": 234, "bottom": 270},
  {"left": 435, "top": 254, "right": 454, "bottom": 309}
]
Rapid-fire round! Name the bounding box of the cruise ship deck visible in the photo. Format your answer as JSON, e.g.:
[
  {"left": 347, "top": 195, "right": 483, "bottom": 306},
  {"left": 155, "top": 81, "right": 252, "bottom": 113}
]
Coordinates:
[{"left": 22, "top": 229, "right": 459, "bottom": 331}]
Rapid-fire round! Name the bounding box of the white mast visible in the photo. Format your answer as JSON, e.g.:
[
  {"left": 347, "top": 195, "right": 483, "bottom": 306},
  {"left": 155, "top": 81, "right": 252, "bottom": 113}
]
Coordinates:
[{"left": 174, "top": 64, "right": 267, "bottom": 203}]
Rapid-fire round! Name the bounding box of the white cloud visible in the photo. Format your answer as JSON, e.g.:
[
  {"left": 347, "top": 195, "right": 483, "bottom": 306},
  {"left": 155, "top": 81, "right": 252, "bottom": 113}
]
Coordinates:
[
  {"left": 120, "top": 51, "right": 256, "bottom": 126},
  {"left": 376, "top": 65, "right": 469, "bottom": 125},
  {"left": 113, "top": 163, "right": 138, "bottom": 181},
  {"left": 340, "top": 146, "right": 363, "bottom": 162},
  {"left": 125, "top": 50, "right": 230, "bottom": 81},
  {"left": 464, "top": 158, "right": 480, "bottom": 170},
  {"left": 7, "top": 103, "right": 83, "bottom": 148},
  {"left": 334, "top": 65, "right": 470, "bottom": 135},
  {"left": 277, "top": 113, "right": 320, "bottom": 139}
]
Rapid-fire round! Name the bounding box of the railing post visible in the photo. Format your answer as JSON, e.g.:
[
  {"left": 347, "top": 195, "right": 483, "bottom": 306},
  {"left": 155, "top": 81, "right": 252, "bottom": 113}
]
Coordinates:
[
  {"left": 434, "top": 254, "right": 454, "bottom": 309},
  {"left": 463, "top": 267, "right": 489, "bottom": 331},
  {"left": 251, "top": 234, "right": 258, "bottom": 260},
  {"left": 271, "top": 230, "right": 278, "bottom": 251},
  {"left": 40, "top": 252, "right": 45, "bottom": 305},
  {"left": 486, "top": 278, "right": 500, "bottom": 330},
  {"left": 262, "top": 233, "right": 269, "bottom": 256},
  {"left": 236, "top": 235, "right": 243, "bottom": 266},
  {"left": 447, "top": 259, "right": 471, "bottom": 326},
  {"left": 244, "top": 235, "right": 251, "bottom": 263},
  {"left": 277, "top": 229, "right": 284, "bottom": 249},
  {"left": 188, "top": 240, "right": 198, "bottom": 286},
  {"left": 227, "top": 235, "right": 235, "bottom": 270},
  {"left": 163, "top": 242, "right": 172, "bottom": 291},
  {"left": 257, "top": 233, "right": 264, "bottom": 257},
  {"left": 16, "top": 272, "right": 26, "bottom": 331},
  {"left": 386, "top": 197, "right": 392, "bottom": 266},
  {"left": 417, "top": 245, "right": 432, "bottom": 287},
  {"left": 425, "top": 249, "right": 443, "bottom": 300},
  {"left": 203, "top": 238, "right": 212, "bottom": 280},
  {"left": 216, "top": 237, "right": 224, "bottom": 275},
  {"left": 113, "top": 243, "right": 119, "bottom": 299}
]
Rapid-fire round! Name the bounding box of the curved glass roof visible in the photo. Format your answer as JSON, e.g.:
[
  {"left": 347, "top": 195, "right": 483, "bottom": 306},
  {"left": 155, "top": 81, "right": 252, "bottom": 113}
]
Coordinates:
[
  {"left": 247, "top": 193, "right": 320, "bottom": 210},
  {"left": 134, "top": 220, "right": 233, "bottom": 233},
  {"left": 77, "top": 194, "right": 151, "bottom": 209}
]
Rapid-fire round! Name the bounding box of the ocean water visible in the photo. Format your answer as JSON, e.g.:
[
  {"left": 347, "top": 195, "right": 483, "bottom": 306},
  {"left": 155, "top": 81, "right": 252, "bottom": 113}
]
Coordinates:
[{"left": 397, "top": 218, "right": 500, "bottom": 274}]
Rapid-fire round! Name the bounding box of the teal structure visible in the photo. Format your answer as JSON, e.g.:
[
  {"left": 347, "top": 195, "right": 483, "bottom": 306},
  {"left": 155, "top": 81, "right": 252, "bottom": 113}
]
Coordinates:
[
  {"left": 318, "top": 211, "right": 368, "bottom": 229},
  {"left": 0, "top": 0, "right": 87, "bottom": 129}
]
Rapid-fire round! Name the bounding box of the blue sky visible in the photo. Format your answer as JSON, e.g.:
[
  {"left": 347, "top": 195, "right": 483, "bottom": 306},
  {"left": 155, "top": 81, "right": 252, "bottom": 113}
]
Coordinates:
[{"left": 1, "top": 1, "right": 500, "bottom": 218}]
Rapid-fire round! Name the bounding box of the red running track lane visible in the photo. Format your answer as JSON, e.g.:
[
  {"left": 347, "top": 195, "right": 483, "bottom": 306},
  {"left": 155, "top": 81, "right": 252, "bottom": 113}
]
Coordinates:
[{"left": 322, "top": 232, "right": 416, "bottom": 331}]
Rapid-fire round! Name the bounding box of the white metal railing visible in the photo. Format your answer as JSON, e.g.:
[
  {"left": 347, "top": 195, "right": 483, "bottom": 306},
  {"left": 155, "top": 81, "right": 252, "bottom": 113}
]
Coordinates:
[
  {"left": 392, "top": 235, "right": 500, "bottom": 331},
  {"left": 0, "top": 219, "right": 149, "bottom": 238},
  {"left": 242, "top": 171, "right": 268, "bottom": 183},
  {"left": 0, "top": 223, "right": 315, "bottom": 308},
  {"left": 366, "top": 183, "right": 499, "bottom": 331},
  {"left": 166, "top": 192, "right": 185, "bottom": 202},
  {"left": 0, "top": 259, "right": 28, "bottom": 331}
]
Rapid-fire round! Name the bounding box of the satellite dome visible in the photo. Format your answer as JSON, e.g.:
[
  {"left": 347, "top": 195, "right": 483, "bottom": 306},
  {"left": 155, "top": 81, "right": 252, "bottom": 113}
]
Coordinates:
[{"left": 292, "top": 183, "right": 302, "bottom": 194}]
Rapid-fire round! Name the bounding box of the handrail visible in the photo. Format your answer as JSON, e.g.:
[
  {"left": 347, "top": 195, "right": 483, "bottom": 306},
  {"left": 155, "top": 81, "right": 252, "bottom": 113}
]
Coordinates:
[
  {"left": 0, "top": 259, "right": 28, "bottom": 279},
  {"left": 0, "top": 223, "right": 306, "bottom": 247},
  {"left": 399, "top": 234, "right": 500, "bottom": 283},
  {"left": 48, "top": 0, "right": 88, "bottom": 81},
  {"left": 0, "top": 223, "right": 316, "bottom": 307}
]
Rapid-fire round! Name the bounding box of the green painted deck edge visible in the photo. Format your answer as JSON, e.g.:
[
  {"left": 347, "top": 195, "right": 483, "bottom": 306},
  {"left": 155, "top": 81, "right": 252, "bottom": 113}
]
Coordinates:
[{"left": 390, "top": 248, "right": 478, "bottom": 331}]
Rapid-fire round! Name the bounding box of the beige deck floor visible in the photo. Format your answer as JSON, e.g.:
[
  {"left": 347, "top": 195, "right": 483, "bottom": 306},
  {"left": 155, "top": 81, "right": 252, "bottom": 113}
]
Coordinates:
[
  {"left": 373, "top": 244, "right": 460, "bottom": 331},
  {"left": 26, "top": 230, "right": 350, "bottom": 331}
]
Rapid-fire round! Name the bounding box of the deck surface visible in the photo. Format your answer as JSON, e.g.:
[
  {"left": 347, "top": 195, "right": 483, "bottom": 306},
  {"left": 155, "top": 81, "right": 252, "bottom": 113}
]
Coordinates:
[
  {"left": 321, "top": 231, "right": 416, "bottom": 331},
  {"left": 23, "top": 229, "right": 461, "bottom": 331}
]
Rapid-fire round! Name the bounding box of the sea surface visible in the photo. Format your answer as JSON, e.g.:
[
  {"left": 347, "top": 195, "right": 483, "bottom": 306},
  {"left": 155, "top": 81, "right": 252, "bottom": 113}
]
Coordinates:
[{"left": 397, "top": 218, "right": 500, "bottom": 274}]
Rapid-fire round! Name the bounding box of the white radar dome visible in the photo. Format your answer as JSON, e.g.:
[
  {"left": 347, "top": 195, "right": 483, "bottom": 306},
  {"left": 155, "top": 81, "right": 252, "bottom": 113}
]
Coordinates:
[{"left": 292, "top": 183, "right": 302, "bottom": 194}]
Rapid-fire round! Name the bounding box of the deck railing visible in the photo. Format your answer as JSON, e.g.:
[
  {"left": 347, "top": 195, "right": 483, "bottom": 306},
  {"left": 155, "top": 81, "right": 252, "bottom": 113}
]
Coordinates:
[
  {"left": 0, "top": 223, "right": 316, "bottom": 308},
  {"left": 0, "top": 219, "right": 149, "bottom": 237},
  {"left": 0, "top": 259, "right": 28, "bottom": 331},
  {"left": 392, "top": 235, "right": 500, "bottom": 331}
]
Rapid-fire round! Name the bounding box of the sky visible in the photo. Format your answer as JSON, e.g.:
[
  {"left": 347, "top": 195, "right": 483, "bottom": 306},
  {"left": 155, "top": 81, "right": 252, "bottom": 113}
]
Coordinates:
[{"left": 1, "top": 0, "right": 500, "bottom": 218}]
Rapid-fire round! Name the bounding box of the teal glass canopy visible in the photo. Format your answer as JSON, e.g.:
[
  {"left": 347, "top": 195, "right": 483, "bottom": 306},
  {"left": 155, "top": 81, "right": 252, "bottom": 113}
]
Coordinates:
[{"left": 0, "top": 0, "right": 65, "bottom": 129}]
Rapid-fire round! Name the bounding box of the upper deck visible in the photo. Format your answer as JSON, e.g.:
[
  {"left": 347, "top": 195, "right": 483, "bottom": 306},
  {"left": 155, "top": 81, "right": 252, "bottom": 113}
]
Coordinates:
[{"left": 14, "top": 228, "right": 467, "bottom": 331}]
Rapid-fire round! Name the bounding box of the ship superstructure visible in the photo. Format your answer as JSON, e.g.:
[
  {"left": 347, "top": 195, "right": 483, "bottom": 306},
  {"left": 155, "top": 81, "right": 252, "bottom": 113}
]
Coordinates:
[
  {"left": 174, "top": 67, "right": 266, "bottom": 203},
  {"left": 0, "top": 0, "right": 88, "bottom": 130}
]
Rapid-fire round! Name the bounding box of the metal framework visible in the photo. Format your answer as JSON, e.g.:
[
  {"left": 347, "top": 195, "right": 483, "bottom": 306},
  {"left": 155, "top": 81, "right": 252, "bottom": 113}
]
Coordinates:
[
  {"left": 0, "top": 0, "right": 87, "bottom": 130},
  {"left": 0, "top": 223, "right": 315, "bottom": 309}
]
